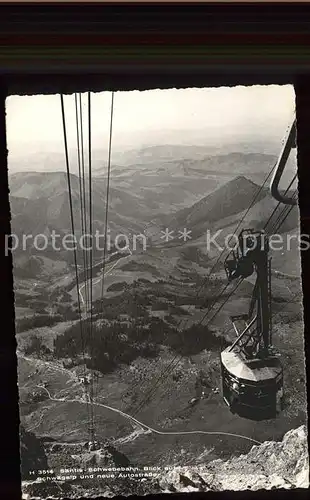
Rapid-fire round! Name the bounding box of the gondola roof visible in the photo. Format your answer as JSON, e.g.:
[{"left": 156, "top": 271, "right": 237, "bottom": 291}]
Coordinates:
[{"left": 221, "top": 350, "right": 283, "bottom": 383}]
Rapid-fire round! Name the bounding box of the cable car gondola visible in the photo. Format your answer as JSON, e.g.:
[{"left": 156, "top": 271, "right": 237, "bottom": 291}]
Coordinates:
[
  {"left": 220, "top": 119, "right": 297, "bottom": 420},
  {"left": 221, "top": 349, "right": 283, "bottom": 420},
  {"left": 220, "top": 229, "right": 283, "bottom": 420}
]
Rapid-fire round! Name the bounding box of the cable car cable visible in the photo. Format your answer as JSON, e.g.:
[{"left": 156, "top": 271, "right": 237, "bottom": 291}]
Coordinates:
[
  {"left": 100, "top": 92, "right": 115, "bottom": 308},
  {"left": 119, "top": 120, "right": 298, "bottom": 417},
  {"left": 129, "top": 178, "right": 299, "bottom": 417},
  {"left": 125, "top": 164, "right": 279, "bottom": 412},
  {"left": 87, "top": 91, "right": 96, "bottom": 442},
  {"left": 146, "top": 189, "right": 299, "bottom": 415},
  {"left": 77, "top": 93, "right": 95, "bottom": 440},
  {"left": 204, "top": 278, "right": 244, "bottom": 329},
  {"left": 74, "top": 93, "right": 89, "bottom": 313},
  {"left": 78, "top": 94, "right": 90, "bottom": 310},
  {"left": 206, "top": 188, "right": 298, "bottom": 335},
  {"left": 219, "top": 189, "right": 298, "bottom": 342},
  {"left": 60, "top": 93, "right": 92, "bottom": 442},
  {"left": 269, "top": 190, "right": 298, "bottom": 235},
  {"left": 155, "top": 286, "right": 302, "bottom": 409},
  {"left": 202, "top": 141, "right": 296, "bottom": 330},
  {"left": 263, "top": 174, "right": 297, "bottom": 232},
  {"left": 130, "top": 278, "right": 244, "bottom": 417},
  {"left": 93, "top": 92, "right": 115, "bottom": 407},
  {"left": 196, "top": 168, "right": 296, "bottom": 328},
  {"left": 179, "top": 162, "right": 278, "bottom": 332}
]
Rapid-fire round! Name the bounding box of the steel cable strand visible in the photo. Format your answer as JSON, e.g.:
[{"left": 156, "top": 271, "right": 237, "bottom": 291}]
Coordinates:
[{"left": 60, "top": 94, "right": 91, "bottom": 442}]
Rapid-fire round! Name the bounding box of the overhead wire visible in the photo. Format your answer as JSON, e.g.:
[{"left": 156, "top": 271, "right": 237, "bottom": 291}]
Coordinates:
[
  {"left": 74, "top": 93, "right": 89, "bottom": 314},
  {"left": 60, "top": 93, "right": 92, "bottom": 442},
  {"left": 180, "top": 120, "right": 296, "bottom": 330},
  {"left": 155, "top": 286, "right": 302, "bottom": 410},
  {"left": 199, "top": 121, "right": 296, "bottom": 335},
  {"left": 199, "top": 182, "right": 298, "bottom": 334},
  {"left": 263, "top": 173, "right": 297, "bottom": 232},
  {"left": 217, "top": 187, "right": 299, "bottom": 342},
  {"left": 74, "top": 107, "right": 297, "bottom": 428},
  {"left": 203, "top": 278, "right": 244, "bottom": 329},
  {"left": 91, "top": 92, "right": 115, "bottom": 407},
  {"left": 128, "top": 276, "right": 244, "bottom": 416},
  {"left": 197, "top": 166, "right": 296, "bottom": 327},
  {"left": 61, "top": 95, "right": 300, "bottom": 442},
  {"left": 129, "top": 161, "right": 299, "bottom": 417},
  {"left": 87, "top": 91, "right": 96, "bottom": 442},
  {"left": 180, "top": 162, "right": 278, "bottom": 329},
  {"left": 268, "top": 189, "right": 298, "bottom": 235},
  {"left": 153, "top": 186, "right": 299, "bottom": 410},
  {"left": 124, "top": 161, "right": 280, "bottom": 412},
  {"left": 127, "top": 162, "right": 278, "bottom": 414},
  {"left": 70, "top": 91, "right": 116, "bottom": 441},
  {"left": 100, "top": 92, "right": 115, "bottom": 307},
  {"left": 79, "top": 94, "right": 90, "bottom": 312}
]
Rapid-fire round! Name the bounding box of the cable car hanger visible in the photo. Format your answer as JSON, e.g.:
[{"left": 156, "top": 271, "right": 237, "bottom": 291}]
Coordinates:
[{"left": 270, "top": 119, "right": 297, "bottom": 206}]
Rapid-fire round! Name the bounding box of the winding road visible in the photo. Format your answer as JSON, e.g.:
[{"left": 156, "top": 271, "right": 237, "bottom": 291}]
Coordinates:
[
  {"left": 78, "top": 249, "right": 132, "bottom": 306},
  {"left": 37, "top": 384, "right": 262, "bottom": 446},
  {"left": 19, "top": 350, "right": 262, "bottom": 447},
  {"left": 20, "top": 244, "right": 264, "bottom": 451}
]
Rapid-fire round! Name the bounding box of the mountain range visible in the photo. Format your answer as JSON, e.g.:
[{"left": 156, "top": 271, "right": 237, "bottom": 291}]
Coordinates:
[{"left": 8, "top": 148, "right": 299, "bottom": 279}]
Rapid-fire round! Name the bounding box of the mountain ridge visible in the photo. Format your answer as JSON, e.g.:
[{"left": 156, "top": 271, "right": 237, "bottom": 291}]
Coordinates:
[{"left": 168, "top": 176, "right": 267, "bottom": 231}]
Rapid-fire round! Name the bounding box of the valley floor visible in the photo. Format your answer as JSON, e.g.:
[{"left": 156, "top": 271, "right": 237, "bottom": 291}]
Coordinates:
[
  {"left": 18, "top": 316, "right": 307, "bottom": 483},
  {"left": 16, "top": 241, "right": 307, "bottom": 498}
]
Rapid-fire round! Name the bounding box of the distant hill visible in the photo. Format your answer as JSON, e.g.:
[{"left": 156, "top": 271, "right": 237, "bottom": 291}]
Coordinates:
[
  {"left": 9, "top": 171, "right": 148, "bottom": 237},
  {"left": 9, "top": 134, "right": 286, "bottom": 174},
  {"left": 147, "top": 173, "right": 300, "bottom": 276},
  {"left": 10, "top": 151, "right": 288, "bottom": 234},
  {"left": 98, "top": 151, "right": 295, "bottom": 217},
  {"left": 169, "top": 176, "right": 267, "bottom": 233},
  {"left": 8, "top": 147, "right": 299, "bottom": 280},
  {"left": 9, "top": 171, "right": 73, "bottom": 199},
  {"left": 9, "top": 171, "right": 150, "bottom": 270}
]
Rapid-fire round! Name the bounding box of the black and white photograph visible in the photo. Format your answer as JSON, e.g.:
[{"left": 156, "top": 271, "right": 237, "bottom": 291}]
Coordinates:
[{"left": 7, "top": 85, "right": 308, "bottom": 498}]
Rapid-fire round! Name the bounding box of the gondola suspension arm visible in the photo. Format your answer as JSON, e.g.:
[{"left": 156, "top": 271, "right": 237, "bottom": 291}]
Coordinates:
[{"left": 270, "top": 119, "right": 297, "bottom": 206}]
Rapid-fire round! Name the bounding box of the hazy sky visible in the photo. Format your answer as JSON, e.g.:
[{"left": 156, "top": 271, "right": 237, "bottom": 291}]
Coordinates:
[{"left": 6, "top": 84, "right": 295, "bottom": 158}]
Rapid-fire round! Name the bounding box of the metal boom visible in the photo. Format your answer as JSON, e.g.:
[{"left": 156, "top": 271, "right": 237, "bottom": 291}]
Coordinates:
[{"left": 224, "top": 229, "right": 272, "bottom": 359}]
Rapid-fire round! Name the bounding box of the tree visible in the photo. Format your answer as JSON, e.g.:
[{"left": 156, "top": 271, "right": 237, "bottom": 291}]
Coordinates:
[{"left": 24, "top": 335, "right": 43, "bottom": 355}]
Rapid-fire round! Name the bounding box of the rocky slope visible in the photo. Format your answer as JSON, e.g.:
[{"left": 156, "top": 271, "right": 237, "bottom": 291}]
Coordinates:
[
  {"left": 20, "top": 426, "right": 49, "bottom": 480},
  {"left": 159, "top": 426, "right": 309, "bottom": 493},
  {"left": 22, "top": 426, "right": 308, "bottom": 498}
]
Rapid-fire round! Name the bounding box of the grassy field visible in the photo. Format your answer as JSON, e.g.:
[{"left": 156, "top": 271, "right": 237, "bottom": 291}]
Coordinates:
[
  {"left": 17, "top": 298, "right": 306, "bottom": 470},
  {"left": 16, "top": 226, "right": 306, "bottom": 476}
]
